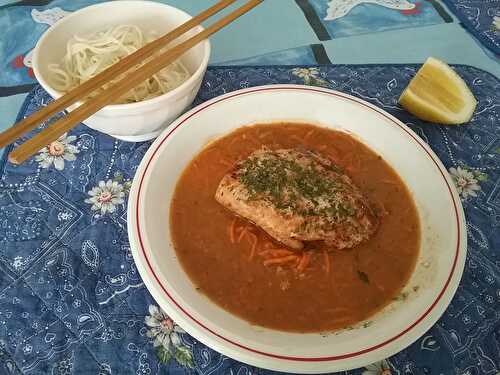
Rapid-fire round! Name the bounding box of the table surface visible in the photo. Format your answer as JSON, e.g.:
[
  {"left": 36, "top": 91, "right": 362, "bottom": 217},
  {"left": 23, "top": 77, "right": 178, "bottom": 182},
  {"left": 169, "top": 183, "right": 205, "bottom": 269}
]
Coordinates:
[{"left": 0, "top": 1, "right": 499, "bottom": 375}]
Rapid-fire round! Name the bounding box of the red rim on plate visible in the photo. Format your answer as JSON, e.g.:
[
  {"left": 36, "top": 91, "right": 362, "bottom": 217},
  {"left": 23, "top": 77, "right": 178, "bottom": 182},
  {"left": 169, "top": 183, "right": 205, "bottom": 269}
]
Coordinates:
[{"left": 134, "top": 86, "right": 461, "bottom": 362}]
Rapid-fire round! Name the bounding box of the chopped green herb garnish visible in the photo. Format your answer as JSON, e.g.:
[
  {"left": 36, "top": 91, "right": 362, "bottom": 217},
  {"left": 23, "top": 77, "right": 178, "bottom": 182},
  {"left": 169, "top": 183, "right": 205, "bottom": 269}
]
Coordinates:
[{"left": 237, "top": 151, "right": 355, "bottom": 222}]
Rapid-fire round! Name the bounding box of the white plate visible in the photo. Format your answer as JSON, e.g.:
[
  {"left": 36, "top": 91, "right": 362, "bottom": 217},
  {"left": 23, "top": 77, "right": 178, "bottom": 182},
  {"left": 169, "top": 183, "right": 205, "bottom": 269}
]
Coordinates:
[{"left": 127, "top": 85, "right": 467, "bottom": 373}]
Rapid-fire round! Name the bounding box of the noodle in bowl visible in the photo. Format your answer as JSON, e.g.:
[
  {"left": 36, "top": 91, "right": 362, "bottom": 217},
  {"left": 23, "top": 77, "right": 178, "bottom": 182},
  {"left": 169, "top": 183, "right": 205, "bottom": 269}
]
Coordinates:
[
  {"left": 32, "top": 1, "right": 210, "bottom": 141},
  {"left": 48, "top": 25, "right": 191, "bottom": 104}
]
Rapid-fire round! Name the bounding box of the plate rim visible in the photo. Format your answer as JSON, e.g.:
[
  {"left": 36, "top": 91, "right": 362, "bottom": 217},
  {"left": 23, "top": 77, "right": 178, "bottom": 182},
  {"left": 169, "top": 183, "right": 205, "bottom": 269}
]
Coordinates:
[{"left": 127, "top": 84, "right": 467, "bottom": 372}]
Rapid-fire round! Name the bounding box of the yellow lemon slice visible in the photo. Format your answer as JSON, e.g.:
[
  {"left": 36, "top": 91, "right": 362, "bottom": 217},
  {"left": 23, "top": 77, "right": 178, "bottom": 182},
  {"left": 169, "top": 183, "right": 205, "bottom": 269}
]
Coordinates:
[{"left": 399, "top": 57, "right": 477, "bottom": 124}]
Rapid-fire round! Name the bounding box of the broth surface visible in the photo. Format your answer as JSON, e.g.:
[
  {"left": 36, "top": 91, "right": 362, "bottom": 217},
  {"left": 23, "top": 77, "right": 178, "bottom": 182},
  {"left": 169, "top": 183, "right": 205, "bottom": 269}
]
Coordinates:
[{"left": 170, "top": 123, "right": 420, "bottom": 332}]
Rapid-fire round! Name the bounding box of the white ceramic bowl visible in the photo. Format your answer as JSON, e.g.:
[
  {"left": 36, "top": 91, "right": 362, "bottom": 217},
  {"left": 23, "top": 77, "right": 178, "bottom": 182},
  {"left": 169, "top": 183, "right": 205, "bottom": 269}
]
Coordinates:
[
  {"left": 127, "top": 85, "right": 467, "bottom": 373},
  {"left": 32, "top": 1, "right": 210, "bottom": 142}
]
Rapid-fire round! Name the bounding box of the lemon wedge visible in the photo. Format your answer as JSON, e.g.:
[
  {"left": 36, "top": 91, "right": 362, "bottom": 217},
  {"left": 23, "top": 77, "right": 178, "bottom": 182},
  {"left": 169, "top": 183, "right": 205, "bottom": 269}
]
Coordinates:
[{"left": 399, "top": 57, "right": 477, "bottom": 124}]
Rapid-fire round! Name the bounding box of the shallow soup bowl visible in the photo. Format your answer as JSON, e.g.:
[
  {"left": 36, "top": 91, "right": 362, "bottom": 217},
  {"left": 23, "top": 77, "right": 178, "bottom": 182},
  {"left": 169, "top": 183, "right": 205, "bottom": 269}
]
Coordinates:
[
  {"left": 32, "top": 0, "right": 210, "bottom": 142},
  {"left": 127, "top": 85, "right": 467, "bottom": 373}
]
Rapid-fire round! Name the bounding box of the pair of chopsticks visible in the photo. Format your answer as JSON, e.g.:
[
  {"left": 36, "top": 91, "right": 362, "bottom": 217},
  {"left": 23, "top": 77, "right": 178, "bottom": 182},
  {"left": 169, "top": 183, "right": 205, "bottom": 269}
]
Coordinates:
[{"left": 1, "top": 0, "right": 263, "bottom": 165}]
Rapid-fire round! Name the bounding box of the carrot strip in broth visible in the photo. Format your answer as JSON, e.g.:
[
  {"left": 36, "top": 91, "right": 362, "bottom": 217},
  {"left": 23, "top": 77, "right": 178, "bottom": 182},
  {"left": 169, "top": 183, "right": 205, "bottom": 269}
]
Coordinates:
[
  {"left": 373, "top": 199, "right": 389, "bottom": 216},
  {"left": 294, "top": 256, "right": 301, "bottom": 267},
  {"left": 237, "top": 226, "right": 248, "bottom": 242},
  {"left": 258, "top": 131, "right": 272, "bottom": 139},
  {"left": 229, "top": 218, "right": 237, "bottom": 244},
  {"left": 341, "top": 153, "right": 352, "bottom": 167},
  {"left": 264, "top": 255, "right": 299, "bottom": 266},
  {"left": 259, "top": 249, "right": 294, "bottom": 258},
  {"left": 344, "top": 154, "right": 361, "bottom": 174},
  {"left": 381, "top": 179, "right": 397, "bottom": 185},
  {"left": 249, "top": 236, "right": 258, "bottom": 260},
  {"left": 244, "top": 231, "right": 257, "bottom": 245},
  {"left": 263, "top": 241, "right": 274, "bottom": 249},
  {"left": 323, "top": 250, "right": 331, "bottom": 274},
  {"left": 296, "top": 252, "right": 311, "bottom": 272},
  {"left": 219, "top": 159, "right": 233, "bottom": 167},
  {"left": 290, "top": 135, "right": 305, "bottom": 145},
  {"left": 243, "top": 230, "right": 255, "bottom": 241},
  {"left": 304, "top": 130, "right": 315, "bottom": 142}
]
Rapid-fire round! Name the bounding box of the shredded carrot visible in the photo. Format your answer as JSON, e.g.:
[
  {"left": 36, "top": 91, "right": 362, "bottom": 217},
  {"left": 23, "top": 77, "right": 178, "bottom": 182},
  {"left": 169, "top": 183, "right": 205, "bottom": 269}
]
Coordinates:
[
  {"left": 381, "top": 179, "right": 398, "bottom": 186},
  {"left": 259, "top": 249, "right": 294, "bottom": 258},
  {"left": 237, "top": 226, "right": 248, "bottom": 242},
  {"left": 323, "top": 250, "right": 331, "bottom": 274},
  {"left": 270, "top": 249, "right": 295, "bottom": 257},
  {"left": 244, "top": 231, "right": 257, "bottom": 245},
  {"left": 263, "top": 255, "right": 299, "bottom": 267},
  {"left": 374, "top": 282, "right": 385, "bottom": 292},
  {"left": 229, "top": 219, "right": 237, "bottom": 244},
  {"left": 354, "top": 157, "right": 362, "bottom": 170},
  {"left": 344, "top": 154, "right": 361, "bottom": 174},
  {"left": 249, "top": 236, "right": 258, "bottom": 260},
  {"left": 341, "top": 153, "right": 352, "bottom": 167},
  {"left": 346, "top": 165, "right": 360, "bottom": 175},
  {"left": 374, "top": 200, "right": 389, "bottom": 216},
  {"left": 319, "top": 142, "right": 341, "bottom": 160},
  {"left": 263, "top": 241, "right": 274, "bottom": 249},
  {"left": 219, "top": 159, "right": 233, "bottom": 167},
  {"left": 327, "top": 153, "right": 341, "bottom": 165},
  {"left": 294, "top": 256, "right": 301, "bottom": 267},
  {"left": 202, "top": 146, "right": 217, "bottom": 154},
  {"left": 339, "top": 134, "right": 356, "bottom": 148},
  {"left": 296, "top": 252, "right": 311, "bottom": 272},
  {"left": 304, "top": 129, "right": 315, "bottom": 142},
  {"left": 258, "top": 131, "right": 272, "bottom": 139},
  {"left": 290, "top": 135, "right": 305, "bottom": 145},
  {"left": 242, "top": 231, "right": 259, "bottom": 259},
  {"left": 228, "top": 137, "right": 242, "bottom": 148}
]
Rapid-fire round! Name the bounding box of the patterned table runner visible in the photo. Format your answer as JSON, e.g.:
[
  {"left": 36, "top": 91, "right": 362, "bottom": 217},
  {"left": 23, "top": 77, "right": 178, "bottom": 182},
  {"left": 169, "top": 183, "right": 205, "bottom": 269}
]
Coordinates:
[
  {"left": 441, "top": 0, "right": 500, "bottom": 56},
  {"left": 0, "top": 64, "right": 498, "bottom": 375}
]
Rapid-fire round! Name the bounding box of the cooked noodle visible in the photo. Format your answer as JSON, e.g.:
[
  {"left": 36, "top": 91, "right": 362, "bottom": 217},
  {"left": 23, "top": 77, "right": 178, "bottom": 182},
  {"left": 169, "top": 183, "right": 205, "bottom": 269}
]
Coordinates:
[{"left": 48, "top": 25, "right": 190, "bottom": 104}]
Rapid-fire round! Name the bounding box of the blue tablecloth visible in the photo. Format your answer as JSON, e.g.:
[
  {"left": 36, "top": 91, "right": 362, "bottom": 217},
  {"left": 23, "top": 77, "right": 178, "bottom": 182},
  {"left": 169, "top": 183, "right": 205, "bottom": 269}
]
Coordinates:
[{"left": 0, "top": 64, "right": 498, "bottom": 375}]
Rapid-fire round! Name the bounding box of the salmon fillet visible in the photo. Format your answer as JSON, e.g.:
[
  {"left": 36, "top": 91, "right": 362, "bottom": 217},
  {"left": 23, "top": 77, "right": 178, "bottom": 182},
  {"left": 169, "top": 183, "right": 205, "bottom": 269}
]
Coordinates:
[{"left": 215, "top": 148, "right": 379, "bottom": 250}]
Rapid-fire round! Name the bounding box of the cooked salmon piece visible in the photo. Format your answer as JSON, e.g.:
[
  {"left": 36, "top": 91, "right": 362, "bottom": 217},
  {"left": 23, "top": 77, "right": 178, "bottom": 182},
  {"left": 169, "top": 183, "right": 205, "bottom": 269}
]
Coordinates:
[{"left": 215, "top": 148, "right": 379, "bottom": 250}]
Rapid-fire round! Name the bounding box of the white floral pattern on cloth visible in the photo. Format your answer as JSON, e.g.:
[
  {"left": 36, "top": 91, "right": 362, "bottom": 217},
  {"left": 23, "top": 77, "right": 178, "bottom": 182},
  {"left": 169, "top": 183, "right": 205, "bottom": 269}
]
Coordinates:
[
  {"left": 449, "top": 166, "right": 487, "bottom": 199},
  {"left": 493, "top": 16, "right": 500, "bottom": 31},
  {"left": 22, "top": 8, "right": 72, "bottom": 68},
  {"left": 325, "top": 0, "right": 414, "bottom": 21},
  {"left": 52, "top": 354, "right": 73, "bottom": 375},
  {"left": 85, "top": 180, "right": 125, "bottom": 214},
  {"left": 34, "top": 133, "right": 79, "bottom": 170},
  {"left": 31, "top": 7, "right": 71, "bottom": 26},
  {"left": 291, "top": 67, "right": 329, "bottom": 86},
  {"left": 145, "top": 305, "right": 194, "bottom": 368},
  {"left": 362, "top": 359, "right": 392, "bottom": 375},
  {"left": 12, "top": 256, "right": 24, "bottom": 270}
]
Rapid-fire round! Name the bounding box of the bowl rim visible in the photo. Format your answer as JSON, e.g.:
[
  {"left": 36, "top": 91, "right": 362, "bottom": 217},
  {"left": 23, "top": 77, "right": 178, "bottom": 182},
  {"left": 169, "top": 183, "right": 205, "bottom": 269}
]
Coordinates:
[
  {"left": 127, "top": 84, "right": 467, "bottom": 372},
  {"left": 32, "top": 0, "right": 211, "bottom": 112}
]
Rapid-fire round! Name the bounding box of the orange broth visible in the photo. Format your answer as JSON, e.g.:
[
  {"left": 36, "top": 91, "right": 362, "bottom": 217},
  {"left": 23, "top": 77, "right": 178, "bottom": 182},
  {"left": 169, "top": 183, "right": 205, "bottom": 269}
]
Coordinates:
[{"left": 170, "top": 123, "right": 420, "bottom": 332}]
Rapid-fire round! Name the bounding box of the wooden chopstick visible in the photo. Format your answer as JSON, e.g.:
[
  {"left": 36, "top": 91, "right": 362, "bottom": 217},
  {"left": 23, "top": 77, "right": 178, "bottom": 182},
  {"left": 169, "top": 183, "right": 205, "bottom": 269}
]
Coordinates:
[
  {"left": 9, "top": 0, "right": 263, "bottom": 165},
  {"left": 0, "top": 0, "right": 239, "bottom": 150}
]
